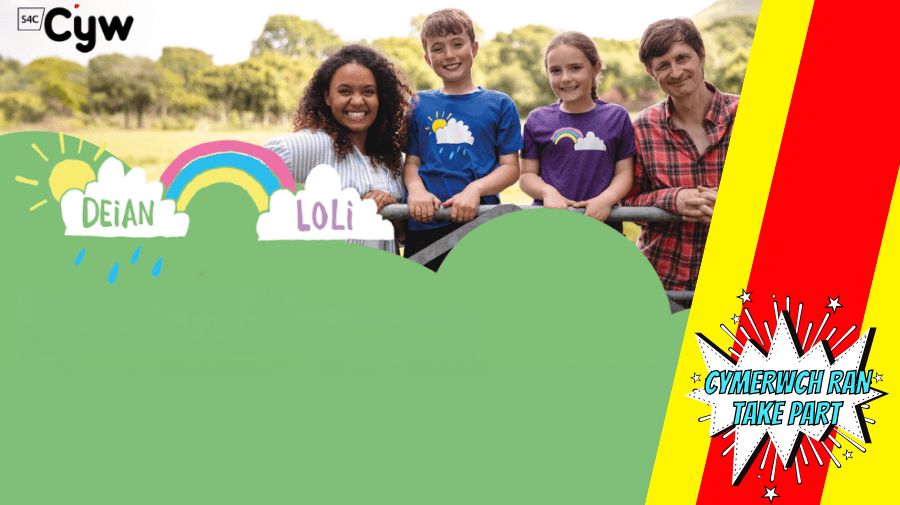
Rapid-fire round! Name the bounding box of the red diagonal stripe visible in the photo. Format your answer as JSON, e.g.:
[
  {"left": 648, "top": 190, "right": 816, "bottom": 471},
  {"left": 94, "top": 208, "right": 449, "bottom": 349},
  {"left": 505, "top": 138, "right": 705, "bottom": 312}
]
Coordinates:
[{"left": 694, "top": 1, "right": 900, "bottom": 503}]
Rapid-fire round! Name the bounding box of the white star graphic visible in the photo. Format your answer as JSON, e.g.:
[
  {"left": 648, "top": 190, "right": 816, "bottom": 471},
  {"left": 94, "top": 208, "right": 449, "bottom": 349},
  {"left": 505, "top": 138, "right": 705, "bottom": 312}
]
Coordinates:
[
  {"left": 875, "top": 372, "right": 883, "bottom": 383},
  {"left": 843, "top": 449, "right": 852, "bottom": 460},
  {"left": 691, "top": 373, "right": 701, "bottom": 383},
  {"left": 731, "top": 314, "right": 741, "bottom": 324},
  {"left": 762, "top": 485, "right": 779, "bottom": 503},
  {"left": 738, "top": 289, "right": 752, "bottom": 304},
  {"left": 687, "top": 310, "right": 886, "bottom": 484},
  {"left": 826, "top": 295, "right": 843, "bottom": 313}
]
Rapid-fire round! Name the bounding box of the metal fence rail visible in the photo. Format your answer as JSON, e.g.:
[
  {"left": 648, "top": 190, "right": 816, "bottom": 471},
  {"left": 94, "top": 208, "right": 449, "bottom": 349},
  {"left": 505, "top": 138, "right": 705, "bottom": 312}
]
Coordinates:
[
  {"left": 378, "top": 204, "right": 694, "bottom": 312},
  {"left": 379, "top": 204, "right": 681, "bottom": 222}
]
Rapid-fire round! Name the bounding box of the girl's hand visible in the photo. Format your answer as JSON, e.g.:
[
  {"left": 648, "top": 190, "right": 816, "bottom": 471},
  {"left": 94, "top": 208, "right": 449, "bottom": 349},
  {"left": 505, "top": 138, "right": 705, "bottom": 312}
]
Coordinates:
[
  {"left": 542, "top": 187, "right": 576, "bottom": 210},
  {"left": 443, "top": 184, "right": 481, "bottom": 223},
  {"left": 574, "top": 197, "right": 614, "bottom": 222},
  {"left": 362, "top": 190, "right": 397, "bottom": 213},
  {"left": 408, "top": 188, "right": 441, "bottom": 223}
]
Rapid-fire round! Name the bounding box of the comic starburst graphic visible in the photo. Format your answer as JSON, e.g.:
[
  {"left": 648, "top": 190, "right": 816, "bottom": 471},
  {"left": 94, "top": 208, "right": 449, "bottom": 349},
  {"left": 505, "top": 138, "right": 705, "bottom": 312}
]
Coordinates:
[{"left": 687, "top": 294, "right": 887, "bottom": 486}]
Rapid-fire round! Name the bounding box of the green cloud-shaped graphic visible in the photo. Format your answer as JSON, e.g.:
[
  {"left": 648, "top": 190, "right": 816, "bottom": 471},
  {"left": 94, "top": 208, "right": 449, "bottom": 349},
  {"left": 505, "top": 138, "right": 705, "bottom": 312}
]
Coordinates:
[{"left": 1, "top": 132, "right": 688, "bottom": 504}]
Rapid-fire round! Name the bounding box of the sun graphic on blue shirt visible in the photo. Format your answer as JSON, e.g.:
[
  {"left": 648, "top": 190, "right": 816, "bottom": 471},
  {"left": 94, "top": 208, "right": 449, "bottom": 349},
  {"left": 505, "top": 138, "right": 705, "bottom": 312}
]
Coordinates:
[
  {"left": 16, "top": 132, "right": 106, "bottom": 211},
  {"left": 425, "top": 111, "right": 452, "bottom": 135}
]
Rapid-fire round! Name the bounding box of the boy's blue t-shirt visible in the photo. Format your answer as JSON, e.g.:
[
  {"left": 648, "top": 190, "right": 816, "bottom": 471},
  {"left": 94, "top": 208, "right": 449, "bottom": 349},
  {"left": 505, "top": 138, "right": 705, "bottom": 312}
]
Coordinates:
[{"left": 406, "top": 87, "right": 523, "bottom": 231}]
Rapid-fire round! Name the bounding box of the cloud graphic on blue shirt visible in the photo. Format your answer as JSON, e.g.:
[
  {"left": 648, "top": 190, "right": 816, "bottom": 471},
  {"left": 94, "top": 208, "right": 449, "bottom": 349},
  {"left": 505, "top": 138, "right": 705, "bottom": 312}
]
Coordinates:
[
  {"left": 434, "top": 118, "right": 475, "bottom": 145},
  {"left": 574, "top": 131, "right": 607, "bottom": 151}
]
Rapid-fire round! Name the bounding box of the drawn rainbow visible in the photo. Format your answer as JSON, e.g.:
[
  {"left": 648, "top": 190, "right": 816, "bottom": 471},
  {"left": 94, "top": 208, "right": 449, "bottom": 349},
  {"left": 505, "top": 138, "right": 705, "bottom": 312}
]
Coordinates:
[
  {"left": 551, "top": 127, "right": 584, "bottom": 145},
  {"left": 161, "top": 140, "right": 297, "bottom": 212}
]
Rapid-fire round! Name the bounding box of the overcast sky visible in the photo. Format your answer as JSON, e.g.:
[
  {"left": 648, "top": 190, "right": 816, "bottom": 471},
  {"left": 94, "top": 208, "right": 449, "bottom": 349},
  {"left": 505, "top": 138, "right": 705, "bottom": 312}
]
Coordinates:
[{"left": 2, "top": 0, "right": 717, "bottom": 65}]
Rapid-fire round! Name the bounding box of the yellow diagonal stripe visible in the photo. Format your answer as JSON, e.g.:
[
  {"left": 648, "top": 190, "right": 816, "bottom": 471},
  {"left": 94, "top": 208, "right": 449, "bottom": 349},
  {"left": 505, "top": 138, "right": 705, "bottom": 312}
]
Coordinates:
[
  {"left": 645, "top": 1, "right": 816, "bottom": 502},
  {"left": 820, "top": 172, "right": 899, "bottom": 502}
]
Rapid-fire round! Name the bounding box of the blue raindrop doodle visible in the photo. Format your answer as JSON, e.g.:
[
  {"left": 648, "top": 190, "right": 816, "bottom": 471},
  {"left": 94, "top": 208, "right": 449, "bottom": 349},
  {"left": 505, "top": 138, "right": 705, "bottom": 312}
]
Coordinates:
[
  {"left": 131, "top": 245, "right": 141, "bottom": 265},
  {"left": 108, "top": 262, "right": 119, "bottom": 284},
  {"left": 74, "top": 248, "right": 86, "bottom": 266},
  {"left": 439, "top": 147, "right": 444, "bottom": 154},
  {"left": 449, "top": 152, "right": 454, "bottom": 160},
  {"left": 152, "top": 258, "right": 163, "bottom": 278}
]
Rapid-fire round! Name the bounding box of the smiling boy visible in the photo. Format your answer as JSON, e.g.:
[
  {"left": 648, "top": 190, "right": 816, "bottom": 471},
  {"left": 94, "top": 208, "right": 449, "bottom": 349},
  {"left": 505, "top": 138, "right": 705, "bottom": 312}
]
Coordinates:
[
  {"left": 623, "top": 18, "right": 739, "bottom": 294},
  {"left": 403, "top": 8, "right": 523, "bottom": 271}
]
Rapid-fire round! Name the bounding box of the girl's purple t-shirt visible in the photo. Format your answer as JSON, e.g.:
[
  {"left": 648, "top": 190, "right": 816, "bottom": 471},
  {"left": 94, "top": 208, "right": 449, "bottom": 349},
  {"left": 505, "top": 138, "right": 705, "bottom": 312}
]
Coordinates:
[{"left": 522, "top": 100, "right": 637, "bottom": 204}]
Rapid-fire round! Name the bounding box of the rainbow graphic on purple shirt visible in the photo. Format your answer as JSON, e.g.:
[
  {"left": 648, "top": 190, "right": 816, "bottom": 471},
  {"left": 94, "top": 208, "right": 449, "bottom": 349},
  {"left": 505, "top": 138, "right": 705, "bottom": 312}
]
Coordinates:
[{"left": 551, "top": 127, "right": 584, "bottom": 145}]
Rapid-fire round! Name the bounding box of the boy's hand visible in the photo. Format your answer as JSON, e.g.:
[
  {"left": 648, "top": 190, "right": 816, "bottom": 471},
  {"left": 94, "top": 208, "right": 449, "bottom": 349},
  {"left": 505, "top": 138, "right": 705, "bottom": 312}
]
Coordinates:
[
  {"left": 574, "top": 197, "right": 614, "bottom": 222},
  {"left": 542, "top": 187, "right": 576, "bottom": 210},
  {"left": 443, "top": 185, "right": 481, "bottom": 223},
  {"left": 408, "top": 188, "right": 441, "bottom": 223},
  {"left": 362, "top": 190, "right": 397, "bottom": 213}
]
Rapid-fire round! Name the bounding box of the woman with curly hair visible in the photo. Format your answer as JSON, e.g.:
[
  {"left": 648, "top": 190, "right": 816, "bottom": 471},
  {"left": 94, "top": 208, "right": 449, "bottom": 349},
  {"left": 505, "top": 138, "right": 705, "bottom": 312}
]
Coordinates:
[{"left": 264, "top": 44, "right": 414, "bottom": 252}]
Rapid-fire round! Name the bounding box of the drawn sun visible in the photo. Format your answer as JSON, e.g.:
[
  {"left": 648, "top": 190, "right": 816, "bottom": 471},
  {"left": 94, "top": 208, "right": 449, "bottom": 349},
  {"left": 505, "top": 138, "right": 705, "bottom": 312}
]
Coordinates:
[
  {"left": 425, "top": 111, "right": 452, "bottom": 135},
  {"left": 16, "top": 132, "right": 107, "bottom": 211}
]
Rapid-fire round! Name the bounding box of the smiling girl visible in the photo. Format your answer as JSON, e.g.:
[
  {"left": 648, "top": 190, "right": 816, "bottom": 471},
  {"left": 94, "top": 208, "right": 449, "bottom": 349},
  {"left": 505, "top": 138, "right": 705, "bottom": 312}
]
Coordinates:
[
  {"left": 264, "top": 45, "right": 414, "bottom": 252},
  {"left": 519, "top": 32, "right": 635, "bottom": 231}
]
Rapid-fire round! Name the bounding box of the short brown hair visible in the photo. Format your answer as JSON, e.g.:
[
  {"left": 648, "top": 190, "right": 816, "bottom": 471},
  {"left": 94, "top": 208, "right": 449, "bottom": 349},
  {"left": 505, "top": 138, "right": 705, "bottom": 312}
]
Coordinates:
[
  {"left": 639, "top": 18, "right": 705, "bottom": 67},
  {"left": 420, "top": 8, "right": 476, "bottom": 50},
  {"left": 544, "top": 31, "right": 604, "bottom": 100}
]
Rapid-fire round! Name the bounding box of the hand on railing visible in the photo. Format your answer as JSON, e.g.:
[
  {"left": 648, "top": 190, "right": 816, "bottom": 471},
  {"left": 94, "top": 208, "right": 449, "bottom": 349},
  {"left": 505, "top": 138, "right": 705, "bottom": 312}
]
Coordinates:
[{"left": 378, "top": 204, "right": 682, "bottom": 222}]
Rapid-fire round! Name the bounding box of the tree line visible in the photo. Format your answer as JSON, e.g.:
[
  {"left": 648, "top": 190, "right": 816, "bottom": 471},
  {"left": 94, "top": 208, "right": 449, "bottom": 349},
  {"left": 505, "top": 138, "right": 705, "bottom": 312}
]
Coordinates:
[{"left": 0, "top": 15, "right": 755, "bottom": 129}]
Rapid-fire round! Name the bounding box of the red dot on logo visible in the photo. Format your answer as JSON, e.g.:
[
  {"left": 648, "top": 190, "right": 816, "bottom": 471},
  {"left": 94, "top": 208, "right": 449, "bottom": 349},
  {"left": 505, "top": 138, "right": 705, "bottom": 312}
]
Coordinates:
[{"left": 74, "top": 4, "right": 79, "bottom": 8}]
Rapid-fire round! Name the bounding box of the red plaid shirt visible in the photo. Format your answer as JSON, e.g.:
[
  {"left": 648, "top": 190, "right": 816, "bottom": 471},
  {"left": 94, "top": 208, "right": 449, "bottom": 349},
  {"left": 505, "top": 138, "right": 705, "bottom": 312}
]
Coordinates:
[{"left": 623, "top": 82, "right": 739, "bottom": 291}]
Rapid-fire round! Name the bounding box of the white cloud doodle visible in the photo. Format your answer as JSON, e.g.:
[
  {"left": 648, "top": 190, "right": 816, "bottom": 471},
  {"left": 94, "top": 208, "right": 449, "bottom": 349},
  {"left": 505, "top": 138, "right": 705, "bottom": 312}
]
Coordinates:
[
  {"left": 574, "top": 131, "right": 607, "bottom": 151},
  {"left": 256, "top": 164, "right": 394, "bottom": 241},
  {"left": 435, "top": 118, "right": 475, "bottom": 145},
  {"left": 61, "top": 158, "right": 189, "bottom": 237}
]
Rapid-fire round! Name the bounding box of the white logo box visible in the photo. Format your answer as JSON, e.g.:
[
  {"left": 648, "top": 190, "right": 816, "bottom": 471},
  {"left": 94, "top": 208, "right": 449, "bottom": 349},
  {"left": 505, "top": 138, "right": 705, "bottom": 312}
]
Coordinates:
[{"left": 18, "top": 7, "right": 46, "bottom": 31}]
